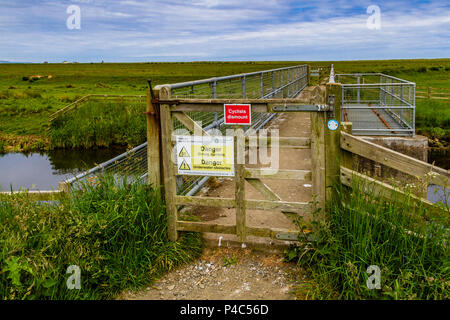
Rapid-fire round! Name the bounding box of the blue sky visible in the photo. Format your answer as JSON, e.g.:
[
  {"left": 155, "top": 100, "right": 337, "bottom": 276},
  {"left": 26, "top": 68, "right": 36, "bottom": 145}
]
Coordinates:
[{"left": 0, "top": 0, "right": 449, "bottom": 62}]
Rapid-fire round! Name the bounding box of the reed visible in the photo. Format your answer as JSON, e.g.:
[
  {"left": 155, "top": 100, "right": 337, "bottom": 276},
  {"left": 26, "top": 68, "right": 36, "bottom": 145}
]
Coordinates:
[{"left": 0, "top": 175, "right": 203, "bottom": 299}]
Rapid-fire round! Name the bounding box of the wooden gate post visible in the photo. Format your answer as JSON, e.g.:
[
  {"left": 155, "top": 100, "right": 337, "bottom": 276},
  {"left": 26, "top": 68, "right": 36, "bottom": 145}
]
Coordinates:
[
  {"left": 324, "top": 83, "right": 342, "bottom": 207},
  {"left": 235, "top": 126, "right": 247, "bottom": 242},
  {"left": 146, "top": 86, "right": 162, "bottom": 190},
  {"left": 159, "top": 86, "right": 179, "bottom": 241},
  {"left": 311, "top": 111, "right": 326, "bottom": 213}
]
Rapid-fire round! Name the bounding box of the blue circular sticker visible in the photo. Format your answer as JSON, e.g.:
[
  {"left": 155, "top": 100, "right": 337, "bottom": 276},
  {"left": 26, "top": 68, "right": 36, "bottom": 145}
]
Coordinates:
[{"left": 327, "top": 119, "right": 339, "bottom": 131}]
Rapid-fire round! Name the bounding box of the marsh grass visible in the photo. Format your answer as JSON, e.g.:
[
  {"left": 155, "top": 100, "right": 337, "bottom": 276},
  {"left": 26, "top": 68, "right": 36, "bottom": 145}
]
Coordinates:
[
  {"left": 287, "top": 178, "right": 449, "bottom": 300},
  {"left": 49, "top": 99, "right": 147, "bottom": 149},
  {"left": 0, "top": 175, "right": 203, "bottom": 299}
]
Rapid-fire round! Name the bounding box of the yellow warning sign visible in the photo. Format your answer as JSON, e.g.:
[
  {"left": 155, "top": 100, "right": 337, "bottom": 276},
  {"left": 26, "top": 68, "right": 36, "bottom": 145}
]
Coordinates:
[
  {"left": 176, "top": 136, "right": 234, "bottom": 177},
  {"left": 179, "top": 159, "right": 191, "bottom": 170},
  {"left": 178, "top": 147, "right": 190, "bottom": 157}
]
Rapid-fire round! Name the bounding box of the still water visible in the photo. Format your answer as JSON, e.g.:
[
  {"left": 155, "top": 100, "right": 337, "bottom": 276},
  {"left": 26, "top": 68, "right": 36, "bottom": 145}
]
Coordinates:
[
  {"left": 0, "top": 147, "right": 127, "bottom": 191},
  {"left": 0, "top": 147, "right": 448, "bottom": 205}
]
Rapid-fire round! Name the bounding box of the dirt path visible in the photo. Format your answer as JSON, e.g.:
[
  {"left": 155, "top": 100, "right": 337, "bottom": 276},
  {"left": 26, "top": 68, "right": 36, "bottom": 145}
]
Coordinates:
[{"left": 123, "top": 248, "right": 306, "bottom": 300}]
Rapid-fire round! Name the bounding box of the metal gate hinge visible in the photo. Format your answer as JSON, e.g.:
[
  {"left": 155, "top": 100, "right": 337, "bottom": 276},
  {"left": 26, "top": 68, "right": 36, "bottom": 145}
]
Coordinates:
[
  {"left": 327, "top": 94, "right": 335, "bottom": 118},
  {"left": 275, "top": 232, "right": 299, "bottom": 241}
]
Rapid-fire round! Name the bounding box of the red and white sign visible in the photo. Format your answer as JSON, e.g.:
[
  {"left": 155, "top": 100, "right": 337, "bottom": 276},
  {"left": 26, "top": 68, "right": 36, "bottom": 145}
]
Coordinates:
[{"left": 224, "top": 104, "right": 252, "bottom": 125}]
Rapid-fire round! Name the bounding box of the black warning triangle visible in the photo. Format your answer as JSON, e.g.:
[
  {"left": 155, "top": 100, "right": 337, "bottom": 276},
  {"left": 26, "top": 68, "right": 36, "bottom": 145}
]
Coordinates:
[
  {"left": 179, "top": 146, "right": 190, "bottom": 157},
  {"left": 179, "top": 160, "right": 191, "bottom": 170}
]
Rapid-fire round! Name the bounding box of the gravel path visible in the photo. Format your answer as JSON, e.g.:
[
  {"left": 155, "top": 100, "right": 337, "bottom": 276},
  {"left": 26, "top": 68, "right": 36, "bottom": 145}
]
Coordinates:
[{"left": 122, "top": 248, "right": 306, "bottom": 300}]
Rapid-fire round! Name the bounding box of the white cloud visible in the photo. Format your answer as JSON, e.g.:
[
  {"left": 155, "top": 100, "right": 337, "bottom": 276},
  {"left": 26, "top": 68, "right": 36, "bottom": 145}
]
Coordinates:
[{"left": 0, "top": 0, "right": 449, "bottom": 62}]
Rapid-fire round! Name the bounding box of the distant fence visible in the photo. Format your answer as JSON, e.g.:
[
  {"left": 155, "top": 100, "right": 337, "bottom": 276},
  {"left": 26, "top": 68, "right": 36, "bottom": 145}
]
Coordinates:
[{"left": 416, "top": 87, "right": 450, "bottom": 100}]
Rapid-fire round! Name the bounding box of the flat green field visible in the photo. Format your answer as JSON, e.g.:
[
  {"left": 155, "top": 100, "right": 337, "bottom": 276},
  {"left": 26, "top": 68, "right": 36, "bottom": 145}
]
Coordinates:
[{"left": 0, "top": 59, "right": 449, "bottom": 152}]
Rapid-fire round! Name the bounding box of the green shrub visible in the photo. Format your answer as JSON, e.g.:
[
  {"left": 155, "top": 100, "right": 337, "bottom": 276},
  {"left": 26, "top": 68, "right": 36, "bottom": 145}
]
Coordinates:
[
  {"left": 0, "top": 175, "right": 203, "bottom": 299},
  {"left": 287, "top": 179, "right": 449, "bottom": 300}
]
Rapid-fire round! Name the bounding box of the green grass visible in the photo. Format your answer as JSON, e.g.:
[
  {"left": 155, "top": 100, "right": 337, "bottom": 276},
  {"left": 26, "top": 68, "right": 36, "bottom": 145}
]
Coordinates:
[
  {"left": 0, "top": 60, "right": 449, "bottom": 151},
  {"left": 49, "top": 99, "right": 147, "bottom": 149},
  {"left": 0, "top": 175, "right": 203, "bottom": 299},
  {"left": 286, "top": 179, "right": 449, "bottom": 300}
]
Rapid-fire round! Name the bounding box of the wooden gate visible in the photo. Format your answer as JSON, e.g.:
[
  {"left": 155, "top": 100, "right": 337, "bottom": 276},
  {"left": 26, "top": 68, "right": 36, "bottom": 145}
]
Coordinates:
[{"left": 146, "top": 83, "right": 343, "bottom": 242}]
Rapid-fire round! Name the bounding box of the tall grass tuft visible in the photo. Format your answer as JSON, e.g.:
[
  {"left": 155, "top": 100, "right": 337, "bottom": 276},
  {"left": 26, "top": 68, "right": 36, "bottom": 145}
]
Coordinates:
[
  {"left": 0, "top": 175, "right": 203, "bottom": 299},
  {"left": 49, "top": 99, "right": 146, "bottom": 149},
  {"left": 287, "top": 178, "right": 449, "bottom": 300}
]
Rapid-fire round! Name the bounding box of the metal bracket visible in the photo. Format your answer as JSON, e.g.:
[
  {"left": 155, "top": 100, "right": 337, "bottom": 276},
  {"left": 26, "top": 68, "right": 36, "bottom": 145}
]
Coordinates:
[
  {"left": 327, "top": 94, "right": 335, "bottom": 118},
  {"left": 275, "top": 232, "right": 299, "bottom": 241},
  {"left": 272, "top": 104, "right": 329, "bottom": 112}
]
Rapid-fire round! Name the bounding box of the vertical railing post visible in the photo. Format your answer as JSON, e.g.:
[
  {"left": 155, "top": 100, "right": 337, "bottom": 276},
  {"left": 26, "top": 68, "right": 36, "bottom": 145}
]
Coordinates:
[
  {"left": 146, "top": 82, "right": 162, "bottom": 192},
  {"left": 324, "top": 83, "right": 342, "bottom": 207},
  {"left": 287, "top": 70, "right": 290, "bottom": 97},
  {"left": 159, "top": 86, "right": 178, "bottom": 241},
  {"left": 260, "top": 73, "right": 264, "bottom": 98},
  {"left": 307, "top": 65, "right": 311, "bottom": 86},
  {"left": 212, "top": 80, "right": 218, "bottom": 124},
  {"left": 357, "top": 75, "right": 360, "bottom": 104},
  {"left": 272, "top": 71, "right": 275, "bottom": 94}
]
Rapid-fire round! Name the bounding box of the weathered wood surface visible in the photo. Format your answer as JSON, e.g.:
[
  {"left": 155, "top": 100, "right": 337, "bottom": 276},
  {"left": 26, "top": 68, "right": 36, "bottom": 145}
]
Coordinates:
[
  {"left": 325, "top": 83, "right": 342, "bottom": 205},
  {"left": 177, "top": 221, "right": 236, "bottom": 234},
  {"left": 235, "top": 128, "right": 247, "bottom": 242},
  {"left": 172, "top": 111, "right": 209, "bottom": 136},
  {"left": 159, "top": 86, "right": 179, "bottom": 241},
  {"left": 340, "top": 167, "right": 446, "bottom": 213},
  {"left": 310, "top": 111, "right": 326, "bottom": 211},
  {"left": 244, "top": 168, "right": 312, "bottom": 181},
  {"left": 245, "top": 178, "right": 281, "bottom": 201},
  {"left": 174, "top": 195, "right": 235, "bottom": 208},
  {"left": 146, "top": 88, "right": 162, "bottom": 189},
  {"left": 340, "top": 122, "right": 354, "bottom": 170},
  {"left": 340, "top": 131, "right": 450, "bottom": 188}
]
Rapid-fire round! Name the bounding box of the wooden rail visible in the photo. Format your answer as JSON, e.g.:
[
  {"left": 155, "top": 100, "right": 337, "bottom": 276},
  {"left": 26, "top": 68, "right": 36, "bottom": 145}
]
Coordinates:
[
  {"left": 340, "top": 131, "right": 450, "bottom": 188},
  {"left": 416, "top": 87, "right": 450, "bottom": 100},
  {"left": 339, "top": 123, "right": 449, "bottom": 216}
]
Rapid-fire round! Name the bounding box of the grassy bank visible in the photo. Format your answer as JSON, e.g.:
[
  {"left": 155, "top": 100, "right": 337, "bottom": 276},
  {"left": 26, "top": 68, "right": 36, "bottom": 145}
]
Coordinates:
[
  {"left": 287, "top": 179, "right": 449, "bottom": 300},
  {"left": 49, "top": 99, "right": 147, "bottom": 149},
  {"left": 0, "top": 175, "right": 203, "bottom": 299}
]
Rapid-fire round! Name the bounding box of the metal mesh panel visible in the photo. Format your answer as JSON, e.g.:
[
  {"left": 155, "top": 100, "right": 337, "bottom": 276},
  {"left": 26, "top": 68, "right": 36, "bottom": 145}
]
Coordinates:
[
  {"left": 65, "top": 65, "right": 308, "bottom": 195},
  {"left": 170, "top": 65, "right": 308, "bottom": 195},
  {"left": 338, "top": 73, "right": 415, "bottom": 136}
]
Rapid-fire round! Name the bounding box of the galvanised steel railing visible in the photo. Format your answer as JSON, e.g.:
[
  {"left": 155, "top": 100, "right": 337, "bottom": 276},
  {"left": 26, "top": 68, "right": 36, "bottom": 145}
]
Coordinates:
[
  {"left": 63, "top": 65, "right": 309, "bottom": 195},
  {"left": 337, "top": 73, "right": 415, "bottom": 136}
]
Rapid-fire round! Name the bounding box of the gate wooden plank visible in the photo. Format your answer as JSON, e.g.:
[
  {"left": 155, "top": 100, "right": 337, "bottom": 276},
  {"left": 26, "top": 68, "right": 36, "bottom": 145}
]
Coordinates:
[
  {"left": 172, "top": 111, "right": 209, "bottom": 136},
  {"left": 246, "top": 178, "right": 281, "bottom": 201},
  {"left": 244, "top": 168, "right": 312, "bottom": 181},
  {"left": 245, "top": 136, "right": 311, "bottom": 148},
  {"left": 177, "top": 221, "right": 236, "bottom": 234},
  {"left": 246, "top": 199, "right": 311, "bottom": 214},
  {"left": 174, "top": 195, "right": 235, "bottom": 208}
]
